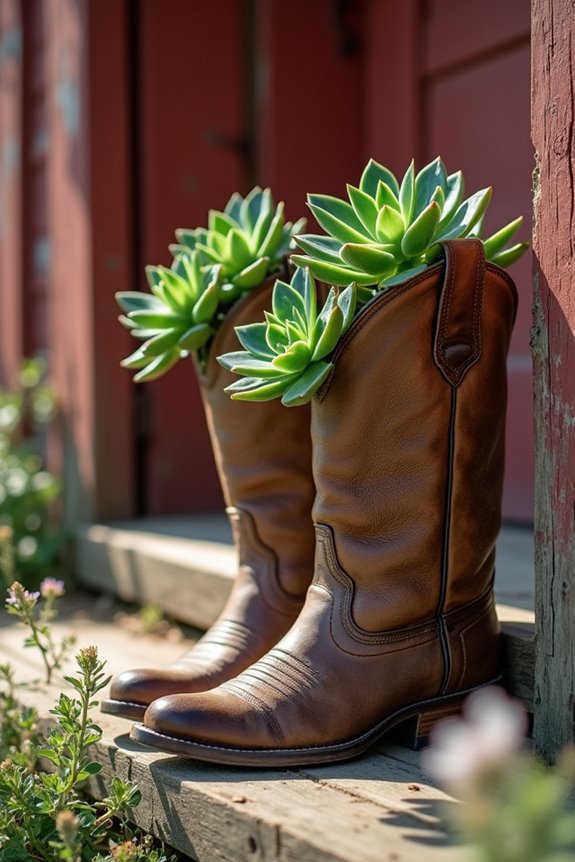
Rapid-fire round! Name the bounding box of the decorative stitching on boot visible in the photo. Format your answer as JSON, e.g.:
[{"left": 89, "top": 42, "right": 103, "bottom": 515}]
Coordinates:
[{"left": 219, "top": 680, "right": 285, "bottom": 742}]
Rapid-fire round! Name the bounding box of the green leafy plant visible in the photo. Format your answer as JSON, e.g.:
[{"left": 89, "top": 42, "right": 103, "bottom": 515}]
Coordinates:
[
  {"left": 169, "top": 186, "right": 305, "bottom": 302},
  {"left": 219, "top": 158, "right": 529, "bottom": 406},
  {"left": 5, "top": 577, "right": 76, "bottom": 683},
  {"left": 0, "top": 358, "right": 62, "bottom": 585},
  {"left": 219, "top": 268, "right": 355, "bottom": 405},
  {"left": 117, "top": 188, "right": 306, "bottom": 381},
  {"left": 291, "top": 157, "right": 528, "bottom": 292},
  {"left": 0, "top": 591, "right": 178, "bottom": 862}
]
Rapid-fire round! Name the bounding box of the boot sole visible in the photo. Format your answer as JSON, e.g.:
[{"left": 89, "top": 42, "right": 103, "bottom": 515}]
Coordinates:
[
  {"left": 101, "top": 698, "right": 147, "bottom": 721},
  {"left": 129, "top": 677, "right": 502, "bottom": 766}
]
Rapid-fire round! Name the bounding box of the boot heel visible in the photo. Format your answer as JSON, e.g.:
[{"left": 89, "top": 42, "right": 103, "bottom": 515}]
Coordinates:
[{"left": 397, "top": 700, "right": 464, "bottom": 750}]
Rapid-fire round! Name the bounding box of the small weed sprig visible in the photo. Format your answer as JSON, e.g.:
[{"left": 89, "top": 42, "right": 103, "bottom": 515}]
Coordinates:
[
  {"left": 5, "top": 578, "right": 76, "bottom": 683},
  {"left": 0, "top": 645, "right": 176, "bottom": 861}
]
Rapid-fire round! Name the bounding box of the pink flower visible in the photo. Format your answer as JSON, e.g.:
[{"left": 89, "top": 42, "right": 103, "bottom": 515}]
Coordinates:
[
  {"left": 5, "top": 581, "right": 40, "bottom": 608},
  {"left": 40, "top": 577, "right": 65, "bottom": 599},
  {"left": 421, "top": 686, "right": 528, "bottom": 786}
]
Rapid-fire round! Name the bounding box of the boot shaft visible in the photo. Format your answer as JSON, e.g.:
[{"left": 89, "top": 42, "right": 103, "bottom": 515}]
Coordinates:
[
  {"left": 311, "top": 240, "right": 517, "bottom": 631},
  {"left": 197, "top": 277, "right": 316, "bottom": 596}
]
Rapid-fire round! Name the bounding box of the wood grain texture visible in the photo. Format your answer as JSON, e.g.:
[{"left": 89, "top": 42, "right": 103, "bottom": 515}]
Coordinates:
[
  {"left": 531, "top": 0, "right": 575, "bottom": 760},
  {"left": 0, "top": 610, "right": 463, "bottom": 862}
]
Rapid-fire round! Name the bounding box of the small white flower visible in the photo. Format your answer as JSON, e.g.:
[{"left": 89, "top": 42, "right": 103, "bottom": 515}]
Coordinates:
[{"left": 421, "top": 686, "right": 527, "bottom": 786}]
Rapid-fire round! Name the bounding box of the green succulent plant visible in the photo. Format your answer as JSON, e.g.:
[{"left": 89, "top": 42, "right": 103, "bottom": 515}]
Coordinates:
[
  {"left": 291, "top": 157, "right": 528, "bottom": 294},
  {"left": 116, "top": 252, "right": 223, "bottom": 382},
  {"left": 169, "top": 186, "right": 306, "bottom": 302},
  {"left": 218, "top": 267, "right": 356, "bottom": 406}
]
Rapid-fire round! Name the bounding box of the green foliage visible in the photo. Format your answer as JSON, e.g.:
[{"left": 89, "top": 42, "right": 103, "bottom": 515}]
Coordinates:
[
  {"left": 0, "top": 358, "right": 62, "bottom": 586},
  {"left": 0, "top": 603, "right": 177, "bottom": 862},
  {"left": 218, "top": 267, "right": 356, "bottom": 406},
  {"left": 117, "top": 188, "right": 306, "bottom": 382},
  {"left": 117, "top": 253, "right": 224, "bottom": 382},
  {"left": 169, "top": 186, "right": 305, "bottom": 302},
  {"left": 292, "top": 157, "right": 529, "bottom": 290}
]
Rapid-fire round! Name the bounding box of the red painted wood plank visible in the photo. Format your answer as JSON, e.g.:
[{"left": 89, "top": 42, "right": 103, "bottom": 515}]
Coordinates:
[
  {"left": 0, "top": 0, "right": 23, "bottom": 386},
  {"left": 257, "top": 0, "right": 364, "bottom": 217},
  {"left": 45, "top": 0, "right": 134, "bottom": 522},
  {"left": 531, "top": 0, "right": 575, "bottom": 759},
  {"left": 139, "top": 0, "right": 245, "bottom": 514},
  {"left": 424, "top": 0, "right": 530, "bottom": 77}
]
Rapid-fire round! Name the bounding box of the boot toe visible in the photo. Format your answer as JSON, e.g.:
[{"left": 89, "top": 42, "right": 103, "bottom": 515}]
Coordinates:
[{"left": 142, "top": 688, "right": 282, "bottom": 750}]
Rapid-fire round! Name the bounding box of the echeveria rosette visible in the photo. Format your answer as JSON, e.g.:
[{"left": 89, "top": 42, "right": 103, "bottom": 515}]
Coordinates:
[
  {"left": 169, "top": 186, "right": 306, "bottom": 303},
  {"left": 291, "top": 157, "right": 529, "bottom": 294},
  {"left": 116, "top": 251, "right": 223, "bottom": 382},
  {"left": 218, "top": 268, "right": 357, "bottom": 407}
]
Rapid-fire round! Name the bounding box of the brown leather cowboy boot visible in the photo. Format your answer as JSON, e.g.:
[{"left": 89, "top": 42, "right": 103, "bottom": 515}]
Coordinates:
[
  {"left": 131, "top": 239, "right": 518, "bottom": 764},
  {"left": 102, "top": 277, "right": 316, "bottom": 719}
]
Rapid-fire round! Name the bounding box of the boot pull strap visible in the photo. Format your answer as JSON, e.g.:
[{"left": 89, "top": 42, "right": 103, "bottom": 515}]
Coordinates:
[{"left": 434, "top": 238, "right": 485, "bottom": 386}]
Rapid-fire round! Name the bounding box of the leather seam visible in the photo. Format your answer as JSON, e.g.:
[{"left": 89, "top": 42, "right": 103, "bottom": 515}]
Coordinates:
[
  {"left": 220, "top": 682, "right": 285, "bottom": 743},
  {"left": 455, "top": 603, "right": 493, "bottom": 691}
]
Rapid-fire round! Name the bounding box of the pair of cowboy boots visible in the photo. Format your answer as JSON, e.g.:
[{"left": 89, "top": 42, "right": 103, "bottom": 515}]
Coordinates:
[{"left": 103, "top": 239, "right": 517, "bottom": 767}]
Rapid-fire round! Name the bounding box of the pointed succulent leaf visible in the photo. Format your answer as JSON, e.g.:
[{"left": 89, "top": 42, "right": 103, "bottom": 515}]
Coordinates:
[
  {"left": 346, "top": 185, "right": 379, "bottom": 237},
  {"left": 272, "top": 341, "right": 312, "bottom": 373},
  {"left": 399, "top": 160, "right": 415, "bottom": 225},
  {"left": 169, "top": 243, "right": 189, "bottom": 258},
  {"left": 193, "top": 280, "right": 220, "bottom": 324},
  {"left": 226, "top": 375, "right": 296, "bottom": 402},
  {"left": 223, "top": 192, "right": 243, "bottom": 223},
  {"left": 118, "top": 314, "right": 139, "bottom": 330},
  {"left": 291, "top": 266, "right": 317, "bottom": 326},
  {"left": 127, "top": 310, "right": 187, "bottom": 329},
  {"left": 308, "top": 193, "right": 365, "bottom": 233},
  {"left": 180, "top": 252, "right": 204, "bottom": 302},
  {"left": 177, "top": 323, "right": 212, "bottom": 351},
  {"left": 312, "top": 305, "right": 344, "bottom": 361},
  {"left": 272, "top": 280, "right": 306, "bottom": 321},
  {"left": 338, "top": 282, "right": 357, "bottom": 332},
  {"left": 257, "top": 202, "right": 285, "bottom": 258},
  {"left": 424, "top": 242, "right": 443, "bottom": 263},
  {"left": 141, "top": 330, "right": 182, "bottom": 357},
  {"left": 488, "top": 242, "right": 529, "bottom": 268},
  {"left": 414, "top": 157, "right": 447, "bottom": 216},
  {"left": 376, "top": 180, "right": 401, "bottom": 211},
  {"left": 308, "top": 204, "right": 368, "bottom": 245},
  {"left": 290, "top": 217, "right": 307, "bottom": 236},
  {"left": 219, "top": 351, "right": 283, "bottom": 378},
  {"left": 252, "top": 208, "right": 274, "bottom": 254},
  {"left": 158, "top": 266, "right": 194, "bottom": 312},
  {"left": 360, "top": 158, "right": 400, "bottom": 198},
  {"left": 401, "top": 201, "right": 441, "bottom": 257},
  {"left": 116, "top": 291, "right": 164, "bottom": 314},
  {"left": 281, "top": 361, "right": 333, "bottom": 407},
  {"left": 286, "top": 319, "right": 305, "bottom": 343},
  {"left": 240, "top": 186, "right": 264, "bottom": 232},
  {"left": 134, "top": 350, "right": 181, "bottom": 383},
  {"left": 207, "top": 231, "right": 227, "bottom": 256},
  {"left": 233, "top": 257, "right": 270, "bottom": 288},
  {"left": 194, "top": 242, "right": 222, "bottom": 267},
  {"left": 294, "top": 234, "right": 343, "bottom": 262},
  {"left": 208, "top": 210, "right": 236, "bottom": 236},
  {"left": 431, "top": 185, "right": 446, "bottom": 210},
  {"left": 439, "top": 171, "right": 465, "bottom": 228},
  {"left": 436, "top": 187, "right": 493, "bottom": 241},
  {"left": 290, "top": 255, "right": 380, "bottom": 287},
  {"left": 375, "top": 204, "right": 405, "bottom": 244},
  {"left": 482, "top": 216, "right": 523, "bottom": 259},
  {"left": 224, "top": 228, "right": 253, "bottom": 270},
  {"left": 120, "top": 348, "right": 150, "bottom": 370},
  {"left": 266, "top": 323, "right": 289, "bottom": 354},
  {"left": 381, "top": 263, "right": 429, "bottom": 288},
  {"left": 234, "top": 322, "right": 276, "bottom": 360},
  {"left": 339, "top": 242, "right": 396, "bottom": 276},
  {"left": 174, "top": 228, "right": 197, "bottom": 250},
  {"left": 145, "top": 265, "right": 163, "bottom": 291}
]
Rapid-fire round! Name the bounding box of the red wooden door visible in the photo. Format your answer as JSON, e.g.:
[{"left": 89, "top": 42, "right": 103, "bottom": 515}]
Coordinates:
[{"left": 365, "top": 0, "right": 533, "bottom": 522}]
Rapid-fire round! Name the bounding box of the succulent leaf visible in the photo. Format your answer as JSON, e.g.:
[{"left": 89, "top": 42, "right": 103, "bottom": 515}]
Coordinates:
[
  {"left": 346, "top": 185, "right": 379, "bottom": 237},
  {"left": 376, "top": 180, "right": 401, "bottom": 211},
  {"left": 293, "top": 234, "right": 343, "bottom": 263},
  {"left": 414, "top": 157, "right": 447, "bottom": 216},
  {"left": 233, "top": 257, "right": 271, "bottom": 288},
  {"left": 400, "top": 201, "right": 441, "bottom": 257},
  {"left": 375, "top": 205, "right": 405, "bottom": 244},
  {"left": 133, "top": 350, "right": 180, "bottom": 383},
  {"left": 339, "top": 243, "right": 396, "bottom": 276},
  {"left": 290, "top": 255, "right": 381, "bottom": 287},
  {"left": 281, "top": 361, "right": 333, "bottom": 407},
  {"left": 308, "top": 203, "right": 367, "bottom": 245},
  {"left": 218, "top": 267, "right": 357, "bottom": 407},
  {"left": 399, "top": 160, "right": 416, "bottom": 225},
  {"left": 482, "top": 216, "right": 523, "bottom": 259},
  {"left": 116, "top": 291, "right": 164, "bottom": 314},
  {"left": 488, "top": 242, "right": 530, "bottom": 268},
  {"left": 360, "top": 158, "right": 400, "bottom": 198}
]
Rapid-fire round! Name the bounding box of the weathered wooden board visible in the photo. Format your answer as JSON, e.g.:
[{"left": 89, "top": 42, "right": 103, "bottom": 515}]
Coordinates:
[
  {"left": 531, "top": 0, "right": 575, "bottom": 760},
  {"left": 0, "top": 609, "right": 464, "bottom": 862}
]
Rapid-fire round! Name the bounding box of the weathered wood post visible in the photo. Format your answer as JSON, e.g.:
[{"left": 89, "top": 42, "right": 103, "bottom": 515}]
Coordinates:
[{"left": 531, "top": 0, "right": 575, "bottom": 760}]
